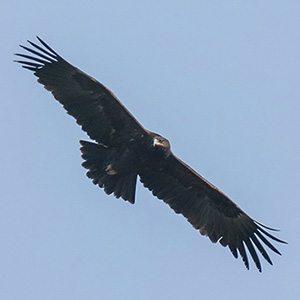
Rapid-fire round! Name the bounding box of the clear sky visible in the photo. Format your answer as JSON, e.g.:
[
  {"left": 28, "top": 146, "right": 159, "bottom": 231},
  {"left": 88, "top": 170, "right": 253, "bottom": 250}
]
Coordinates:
[{"left": 1, "top": 1, "right": 299, "bottom": 299}]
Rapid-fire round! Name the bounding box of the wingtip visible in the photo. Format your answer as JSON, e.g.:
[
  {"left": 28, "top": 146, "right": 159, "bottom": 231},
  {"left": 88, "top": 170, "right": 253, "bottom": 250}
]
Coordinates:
[
  {"left": 36, "top": 36, "right": 42, "bottom": 43},
  {"left": 256, "top": 224, "right": 288, "bottom": 245},
  {"left": 255, "top": 221, "right": 281, "bottom": 232}
]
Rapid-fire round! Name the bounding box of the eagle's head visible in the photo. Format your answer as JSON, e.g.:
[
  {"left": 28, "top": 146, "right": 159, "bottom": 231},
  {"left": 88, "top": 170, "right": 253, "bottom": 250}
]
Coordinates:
[{"left": 152, "top": 134, "right": 171, "bottom": 158}]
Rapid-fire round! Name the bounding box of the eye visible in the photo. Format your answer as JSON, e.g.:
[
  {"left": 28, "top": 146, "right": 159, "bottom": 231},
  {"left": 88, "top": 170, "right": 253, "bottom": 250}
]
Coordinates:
[{"left": 153, "top": 137, "right": 163, "bottom": 146}]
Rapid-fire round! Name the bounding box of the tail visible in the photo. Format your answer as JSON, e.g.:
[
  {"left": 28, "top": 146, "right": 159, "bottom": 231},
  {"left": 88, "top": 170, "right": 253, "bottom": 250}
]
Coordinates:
[{"left": 80, "top": 140, "right": 137, "bottom": 204}]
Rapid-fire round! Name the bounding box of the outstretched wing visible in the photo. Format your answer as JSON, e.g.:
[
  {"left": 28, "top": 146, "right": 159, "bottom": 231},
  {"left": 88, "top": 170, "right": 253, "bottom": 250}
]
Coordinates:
[
  {"left": 15, "top": 37, "right": 146, "bottom": 147},
  {"left": 139, "top": 154, "right": 286, "bottom": 272}
]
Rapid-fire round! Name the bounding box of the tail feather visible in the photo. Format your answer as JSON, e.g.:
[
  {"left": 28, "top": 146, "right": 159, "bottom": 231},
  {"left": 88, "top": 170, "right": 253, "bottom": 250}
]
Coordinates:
[
  {"left": 80, "top": 140, "right": 137, "bottom": 203},
  {"left": 114, "top": 173, "right": 137, "bottom": 201}
]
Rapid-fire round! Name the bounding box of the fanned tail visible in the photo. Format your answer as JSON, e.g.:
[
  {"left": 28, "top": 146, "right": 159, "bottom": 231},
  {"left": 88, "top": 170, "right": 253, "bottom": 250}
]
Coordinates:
[{"left": 80, "top": 140, "right": 137, "bottom": 203}]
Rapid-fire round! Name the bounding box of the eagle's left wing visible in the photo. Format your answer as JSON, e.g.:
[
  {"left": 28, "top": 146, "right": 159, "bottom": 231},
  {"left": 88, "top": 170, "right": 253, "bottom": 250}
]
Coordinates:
[{"left": 139, "top": 154, "right": 286, "bottom": 272}]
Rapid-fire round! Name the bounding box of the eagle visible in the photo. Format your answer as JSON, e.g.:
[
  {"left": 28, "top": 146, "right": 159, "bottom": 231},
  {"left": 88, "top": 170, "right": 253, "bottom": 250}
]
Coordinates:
[{"left": 15, "top": 37, "right": 286, "bottom": 272}]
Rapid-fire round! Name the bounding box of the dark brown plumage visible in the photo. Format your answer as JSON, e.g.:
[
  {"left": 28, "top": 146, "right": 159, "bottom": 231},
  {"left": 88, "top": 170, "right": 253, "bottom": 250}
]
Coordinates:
[{"left": 15, "top": 37, "right": 286, "bottom": 272}]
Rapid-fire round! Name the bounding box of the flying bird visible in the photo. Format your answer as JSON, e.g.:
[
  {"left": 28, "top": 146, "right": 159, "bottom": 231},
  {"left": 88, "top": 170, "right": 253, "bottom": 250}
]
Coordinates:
[{"left": 15, "top": 37, "right": 286, "bottom": 272}]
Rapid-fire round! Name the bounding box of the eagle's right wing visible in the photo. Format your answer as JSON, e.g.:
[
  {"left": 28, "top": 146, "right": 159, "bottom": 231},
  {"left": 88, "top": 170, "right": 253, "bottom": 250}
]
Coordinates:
[{"left": 15, "top": 37, "right": 146, "bottom": 147}]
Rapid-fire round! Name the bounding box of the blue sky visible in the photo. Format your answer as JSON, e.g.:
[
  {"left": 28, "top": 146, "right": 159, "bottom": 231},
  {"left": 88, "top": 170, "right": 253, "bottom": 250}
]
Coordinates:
[{"left": 1, "top": 1, "right": 299, "bottom": 299}]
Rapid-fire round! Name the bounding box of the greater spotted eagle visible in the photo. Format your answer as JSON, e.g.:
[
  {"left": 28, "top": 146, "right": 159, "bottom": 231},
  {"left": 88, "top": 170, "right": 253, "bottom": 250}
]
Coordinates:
[{"left": 15, "top": 37, "right": 286, "bottom": 272}]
